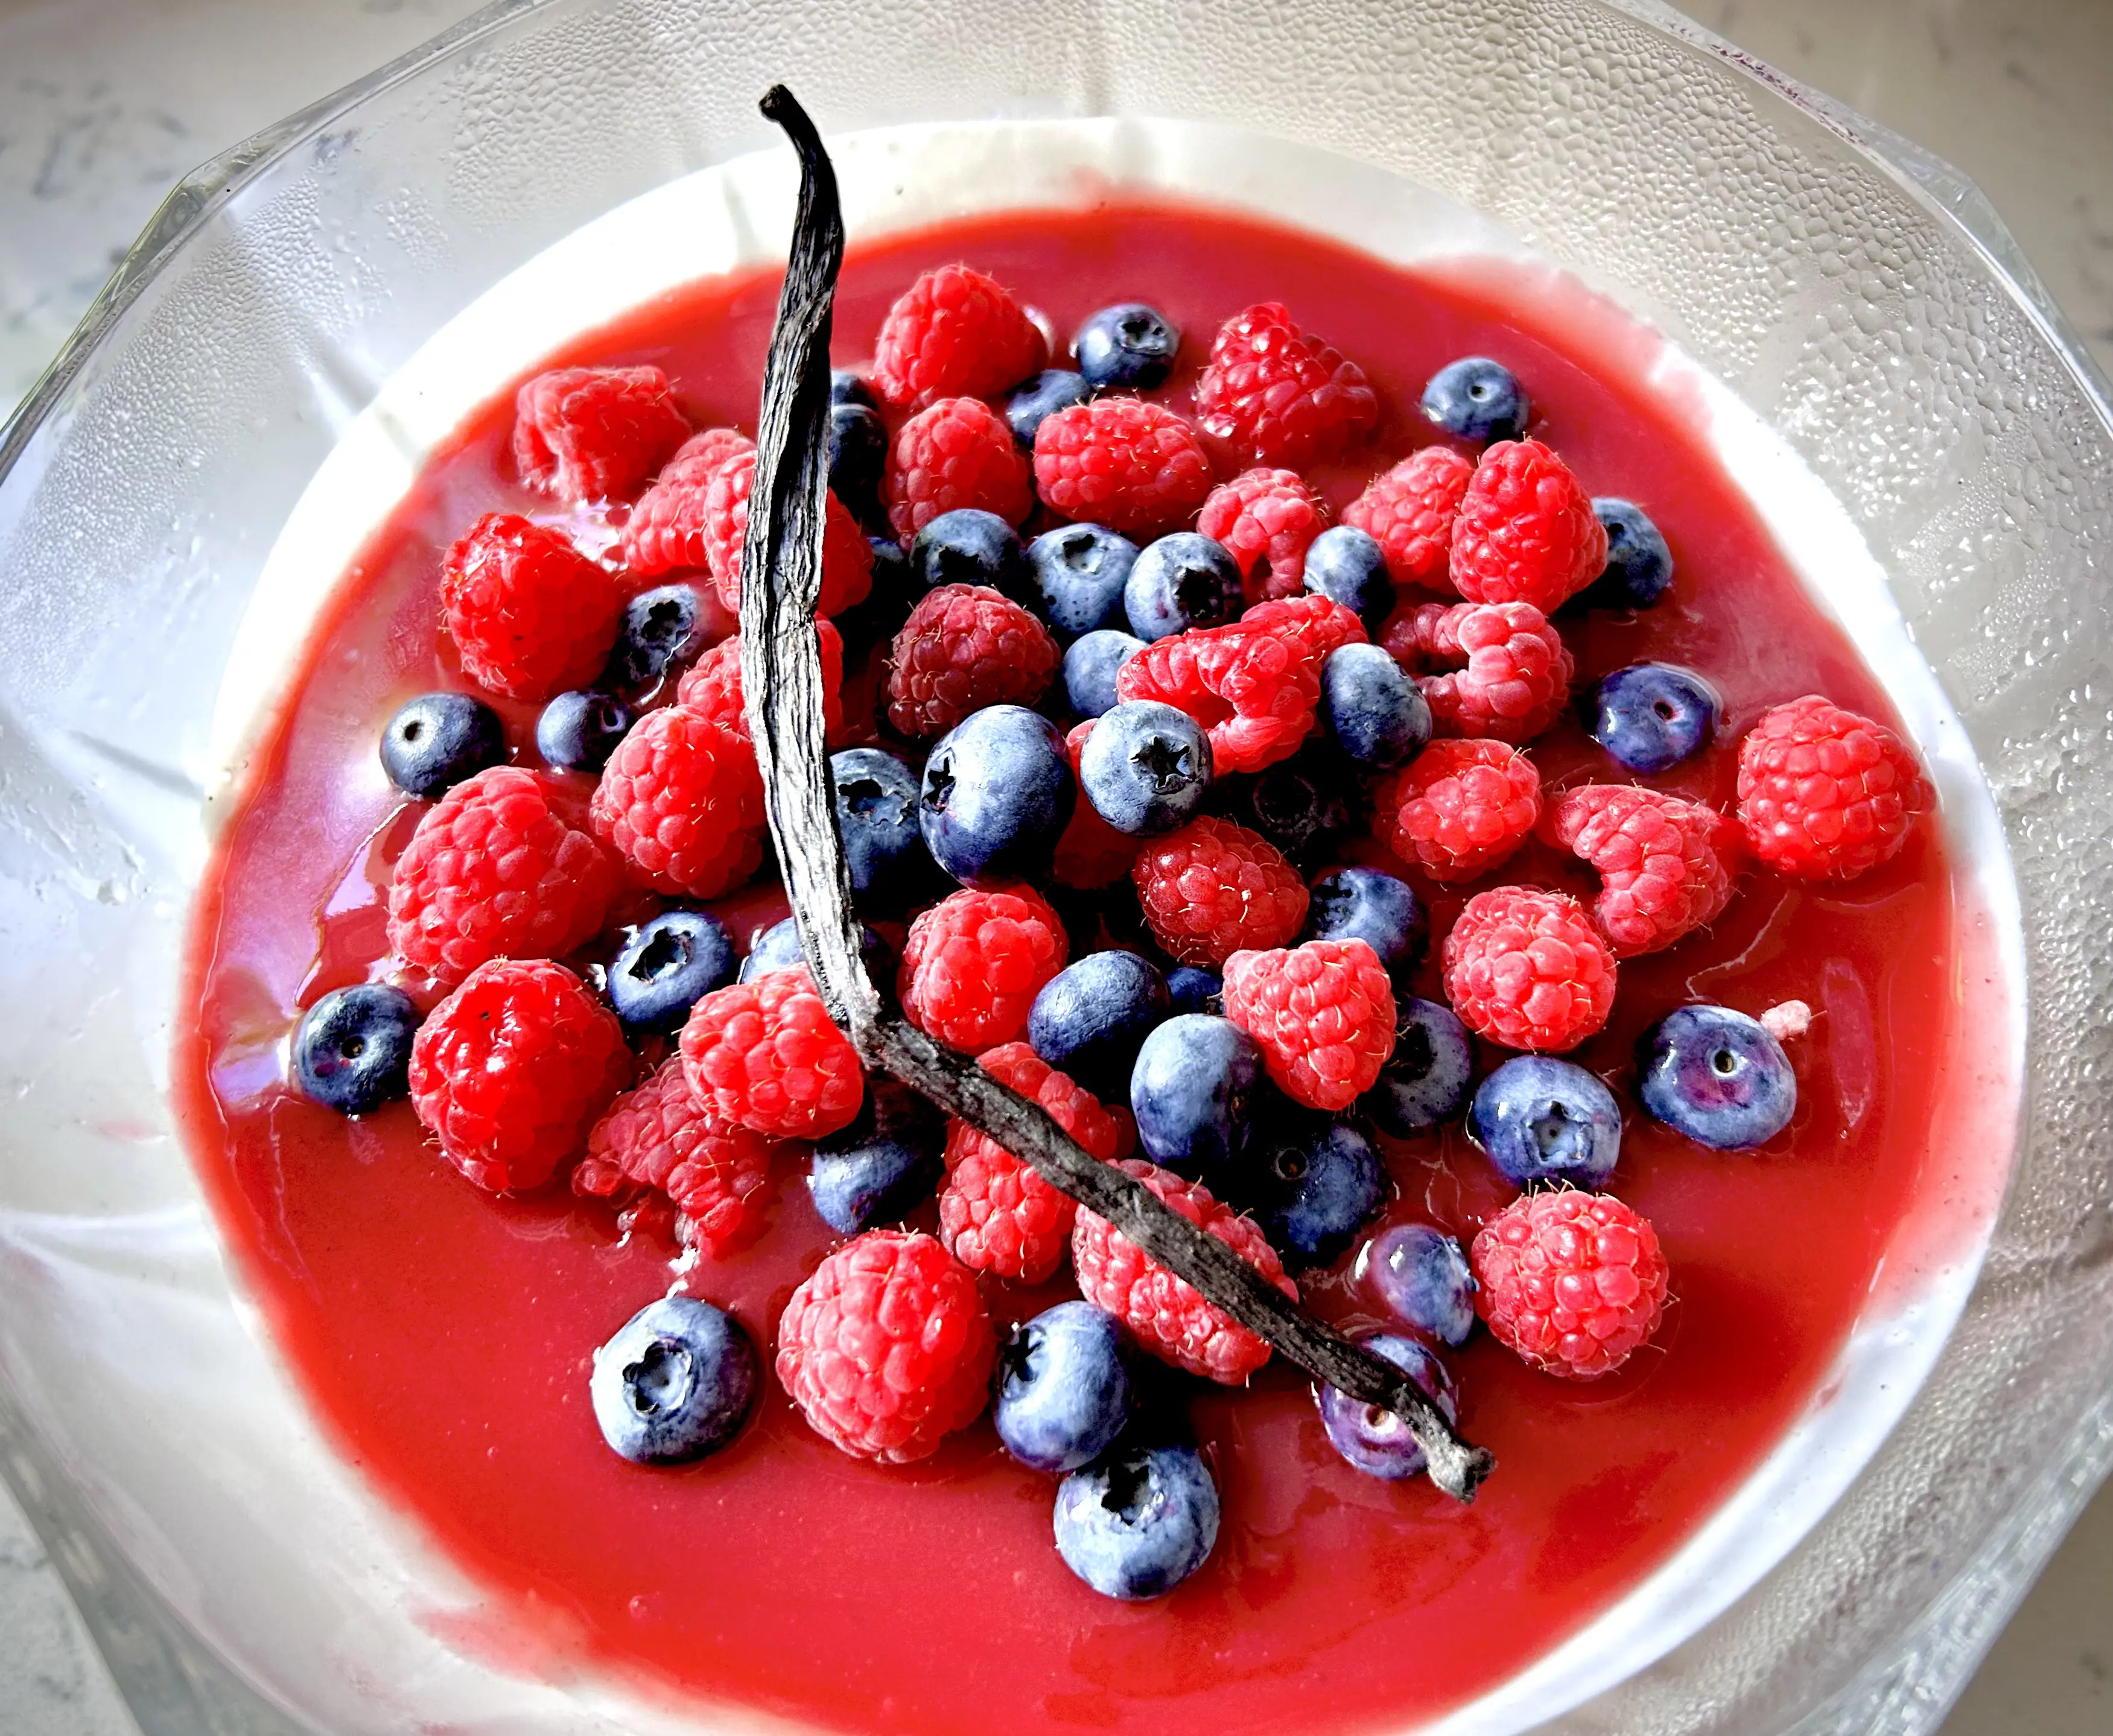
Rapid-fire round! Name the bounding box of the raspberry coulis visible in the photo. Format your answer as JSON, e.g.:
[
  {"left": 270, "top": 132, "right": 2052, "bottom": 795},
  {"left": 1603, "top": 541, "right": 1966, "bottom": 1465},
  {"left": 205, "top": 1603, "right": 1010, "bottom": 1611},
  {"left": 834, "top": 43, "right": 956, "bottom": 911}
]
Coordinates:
[{"left": 176, "top": 201, "right": 2003, "bottom": 1734}]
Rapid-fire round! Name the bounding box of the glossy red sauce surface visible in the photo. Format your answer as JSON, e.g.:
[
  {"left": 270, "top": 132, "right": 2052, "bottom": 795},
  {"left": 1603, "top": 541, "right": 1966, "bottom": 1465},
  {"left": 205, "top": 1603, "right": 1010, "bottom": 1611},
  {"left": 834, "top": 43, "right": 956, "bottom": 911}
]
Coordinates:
[{"left": 176, "top": 200, "right": 1974, "bottom": 1735}]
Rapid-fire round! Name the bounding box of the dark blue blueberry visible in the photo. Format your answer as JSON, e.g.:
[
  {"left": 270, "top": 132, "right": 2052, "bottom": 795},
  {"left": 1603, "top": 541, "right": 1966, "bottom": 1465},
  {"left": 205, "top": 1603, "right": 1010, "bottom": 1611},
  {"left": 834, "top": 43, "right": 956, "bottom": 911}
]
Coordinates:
[
  {"left": 834, "top": 534, "right": 919, "bottom": 653},
  {"left": 1064, "top": 629, "right": 1145, "bottom": 718},
  {"left": 1638, "top": 1004, "right": 1797, "bottom": 1150},
  {"left": 606, "top": 583, "right": 708, "bottom": 689},
  {"left": 379, "top": 691, "right": 504, "bottom": 798},
  {"left": 1421, "top": 356, "right": 1530, "bottom": 443},
  {"left": 1302, "top": 525, "right": 1395, "bottom": 627},
  {"left": 1591, "top": 662, "right": 1720, "bottom": 774},
  {"left": 1321, "top": 642, "right": 1432, "bottom": 768},
  {"left": 827, "top": 402, "right": 889, "bottom": 528},
  {"left": 1130, "top": 1014, "right": 1262, "bottom": 1175},
  {"left": 1361, "top": 999, "right": 1475, "bottom": 1136},
  {"left": 1030, "top": 522, "right": 1140, "bottom": 637},
  {"left": 996, "top": 1302, "right": 1134, "bottom": 1474},
  {"left": 1586, "top": 498, "right": 1674, "bottom": 607},
  {"left": 1073, "top": 303, "right": 1180, "bottom": 391},
  {"left": 1362, "top": 1223, "right": 1476, "bottom": 1346},
  {"left": 590, "top": 1296, "right": 757, "bottom": 1466},
  {"left": 807, "top": 1082, "right": 944, "bottom": 1234},
  {"left": 1220, "top": 747, "right": 1364, "bottom": 868},
  {"left": 1470, "top": 1056, "right": 1622, "bottom": 1189},
  {"left": 1123, "top": 533, "right": 1242, "bottom": 642},
  {"left": 1317, "top": 1332, "right": 1458, "bottom": 1481},
  {"left": 830, "top": 747, "right": 939, "bottom": 911},
  {"left": 1006, "top": 369, "right": 1093, "bottom": 445},
  {"left": 1165, "top": 968, "right": 1221, "bottom": 1015},
  {"left": 829, "top": 368, "right": 877, "bottom": 410},
  {"left": 1245, "top": 1114, "right": 1388, "bottom": 1270},
  {"left": 910, "top": 508, "right": 1030, "bottom": 599},
  {"left": 1302, "top": 866, "right": 1428, "bottom": 978},
  {"left": 739, "top": 915, "right": 891, "bottom": 987},
  {"left": 1080, "top": 702, "right": 1213, "bottom": 837},
  {"left": 536, "top": 689, "right": 631, "bottom": 773},
  {"left": 607, "top": 910, "right": 736, "bottom": 1033},
  {"left": 1029, "top": 950, "right": 1171, "bottom": 1099},
  {"left": 918, "top": 705, "right": 1075, "bottom": 887},
  {"left": 293, "top": 984, "right": 420, "bottom": 1114},
  {"left": 1053, "top": 1443, "right": 1219, "bottom": 1600}
]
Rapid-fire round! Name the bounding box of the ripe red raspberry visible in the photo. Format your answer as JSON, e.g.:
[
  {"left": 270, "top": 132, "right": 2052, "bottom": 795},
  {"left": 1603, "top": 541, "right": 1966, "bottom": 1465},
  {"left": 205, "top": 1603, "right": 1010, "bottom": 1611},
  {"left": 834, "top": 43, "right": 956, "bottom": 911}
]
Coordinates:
[
  {"left": 1384, "top": 600, "right": 1574, "bottom": 744},
  {"left": 1342, "top": 446, "right": 1475, "bottom": 591},
  {"left": 775, "top": 1230, "right": 996, "bottom": 1463},
  {"left": 885, "top": 396, "right": 1034, "bottom": 541},
  {"left": 571, "top": 1056, "right": 774, "bottom": 1253},
  {"left": 938, "top": 1042, "right": 1129, "bottom": 1282},
  {"left": 620, "top": 432, "right": 755, "bottom": 575},
  {"left": 1472, "top": 1190, "right": 1670, "bottom": 1380},
  {"left": 666, "top": 425, "right": 755, "bottom": 475},
  {"left": 676, "top": 616, "right": 847, "bottom": 742},
  {"left": 679, "top": 965, "right": 865, "bottom": 1140},
  {"left": 512, "top": 365, "right": 691, "bottom": 504},
  {"left": 1072, "top": 1159, "right": 1297, "bottom": 1383},
  {"left": 408, "top": 958, "right": 631, "bottom": 1193},
  {"left": 871, "top": 264, "right": 1047, "bottom": 407},
  {"left": 589, "top": 703, "right": 766, "bottom": 899},
  {"left": 1130, "top": 816, "right": 1309, "bottom": 968},
  {"left": 1031, "top": 398, "right": 1215, "bottom": 540},
  {"left": 387, "top": 765, "right": 619, "bottom": 985},
  {"left": 1735, "top": 695, "right": 1930, "bottom": 881},
  {"left": 883, "top": 582, "right": 1060, "bottom": 738},
  {"left": 1238, "top": 593, "right": 1368, "bottom": 665},
  {"left": 1115, "top": 621, "right": 1320, "bottom": 775},
  {"left": 1549, "top": 784, "right": 1742, "bottom": 957},
  {"left": 1193, "top": 302, "right": 1377, "bottom": 469},
  {"left": 1052, "top": 719, "right": 1142, "bottom": 890},
  {"left": 898, "top": 885, "right": 1069, "bottom": 1052},
  {"left": 1371, "top": 738, "right": 1541, "bottom": 884},
  {"left": 1197, "top": 469, "right": 1329, "bottom": 600},
  {"left": 1222, "top": 939, "right": 1397, "bottom": 1111},
  {"left": 439, "top": 513, "right": 622, "bottom": 702},
  {"left": 1449, "top": 439, "right": 1607, "bottom": 612},
  {"left": 1442, "top": 886, "right": 1618, "bottom": 1053}
]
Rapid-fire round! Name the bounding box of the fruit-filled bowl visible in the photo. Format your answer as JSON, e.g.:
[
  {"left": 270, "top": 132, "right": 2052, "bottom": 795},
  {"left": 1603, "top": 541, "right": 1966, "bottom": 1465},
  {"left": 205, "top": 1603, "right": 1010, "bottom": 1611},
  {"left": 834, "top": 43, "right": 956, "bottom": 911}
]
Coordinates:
[{"left": 0, "top": 3, "right": 2109, "bottom": 1735}]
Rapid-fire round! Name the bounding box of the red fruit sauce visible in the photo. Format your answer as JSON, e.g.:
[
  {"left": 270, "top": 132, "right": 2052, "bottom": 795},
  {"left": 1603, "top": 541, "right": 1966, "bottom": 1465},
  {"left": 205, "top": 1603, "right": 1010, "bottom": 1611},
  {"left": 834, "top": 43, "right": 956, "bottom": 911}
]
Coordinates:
[{"left": 176, "top": 200, "right": 1998, "bottom": 1735}]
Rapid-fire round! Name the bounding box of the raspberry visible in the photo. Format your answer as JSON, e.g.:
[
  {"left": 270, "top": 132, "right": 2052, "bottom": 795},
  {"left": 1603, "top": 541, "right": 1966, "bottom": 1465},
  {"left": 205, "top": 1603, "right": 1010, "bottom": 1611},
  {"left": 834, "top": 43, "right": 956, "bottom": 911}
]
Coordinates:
[
  {"left": 1031, "top": 398, "right": 1215, "bottom": 541},
  {"left": 1196, "top": 469, "right": 1330, "bottom": 601},
  {"left": 666, "top": 425, "right": 756, "bottom": 475},
  {"left": 1115, "top": 621, "right": 1320, "bottom": 775},
  {"left": 1341, "top": 446, "right": 1475, "bottom": 591},
  {"left": 677, "top": 616, "right": 847, "bottom": 741},
  {"left": 1442, "top": 886, "right": 1618, "bottom": 1053},
  {"left": 572, "top": 1056, "right": 774, "bottom": 1253},
  {"left": 938, "top": 1042, "right": 1129, "bottom": 1282},
  {"left": 1221, "top": 939, "right": 1397, "bottom": 1111},
  {"left": 1193, "top": 302, "right": 1377, "bottom": 469},
  {"left": 1735, "top": 695, "right": 1930, "bottom": 881},
  {"left": 1371, "top": 738, "right": 1540, "bottom": 884},
  {"left": 512, "top": 365, "right": 691, "bottom": 504},
  {"left": 1052, "top": 719, "right": 1142, "bottom": 890},
  {"left": 1238, "top": 593, "right": 1369, "bottom": 665},
  {"left": 620, "top": 432, "right": 757, "bottom": 576},
  {"left": 883, "top": 583, "right": 1060, "bottom": 738},
  {"left": 1549, "top": 784, "right": 1742, "bottom": 957},
  {"left": 408, "top": 958, "right": 631, "bottom": 1193},
  {"left": 1471, "top": 1190, "right": 1669, "bottom": 1380},
  {"left": 885, "top": 396, "right": 1035, "bottom": 541},
  {"left": 898, "top": 885, "right": 1069, "bottom": 1052},
  {"left": 1384, "top": 600, "right": 1574, "bottom": 744},
  {"left": 775, "top": 1230, "right": 996, "bottom": 1463},
  {"left": 589, "top": 703, "right": 766, "bottom": 899},
  {"left": 679, "top": 965, "right": 865, "bottom": 1140},
  {"left": 871, "top": 264, "right": 1047, "bottom": 407},
  {"left": 439, "top": 513, "right": 623, "bottom": 702},
  {"left": 386, "top": 765, "right": 618, "bottom": 985},
  {"left": 1448, "top": 439, "right": 1607, "bottom": 612},
  {"left": 1071, "top": 1159, "right": 1297, "bottom": 1383},
  {"left": 1130, "top": 816, "right": 1309, "bottom": 968}
]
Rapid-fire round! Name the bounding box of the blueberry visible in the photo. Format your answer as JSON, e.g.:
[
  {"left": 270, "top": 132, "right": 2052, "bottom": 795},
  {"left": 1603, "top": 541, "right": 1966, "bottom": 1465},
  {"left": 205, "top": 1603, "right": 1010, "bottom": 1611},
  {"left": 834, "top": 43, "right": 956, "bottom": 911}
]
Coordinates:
[
  {"left": 1469, "top": 1056, "right": 1622, "bottom": 1189},
  {"left": 379, "top": 691, "right": 504, "bottom": 798},
  {"left": 1029, "top": 950, "right": 1171, "bottom": 1098},
  {"left": 1638, "top": 1004, "right": 1797, "bottom": 1150},
  {"left": 1220, "top": 747, "right": 1364, "bottom": 868},
  {"left": 1586, "top": 498, "right": 1674, "bottom": 607},
  {"left": 1362, "top": 1223, "right": 1477, "bottom": 1346},
  {"left": 1320, "top": 642, "right": 1432, "bottom": 768},
  {"left": 918, "top": 705, "right": 1075, "bottom": 887},
  {"left": 536, "top": 689, "right": 632, "bottom": 773},
  {"left": 607, "top": 910, "right": 736, "bottom": 1033},
  {"left": 1130, "top": 1014, "right": 1263, "bottom": 1174},
  {"left": 1591, "top": 662, "right": 1720, "bottom": 775},
  {"left": 828, "top": 402, "right": 889, "bottom": 528},
  {"left": 1064, "top": 629, "right": 1145, "bottom": 718},
  {"left": 1030, "top": 523, "right": 1140, "bottom": 637},
  {"left": 808, "top": 1083, "right": 944, "bottom": 1234},
  {"left": 830, "top": 747, "right": 939, "bottom": 911},
  {"left": 293, "top": 984, "right": 420, "bottom": 1114},
  {"left": 1006, "top": 369, "right": 1093, "bottom": 445},
  {"left": 1053, "top": 1443, "right": 1219, "bottom": 1600},
  {"left": 997, "top": 1302, "right": 1134, "bottom": 1474},
  {"left": 1421, "top": 356, "right": 1530, "bottom": 443},
  {"left": 739, "top": 915, "right": 891, "bottom": 987},
  {"left": 1073, "top": 303, "right": 1180, "bottom": 391},
  {"left": 1361, "top": 998, "right": 1475, "bottom": 1136},
  {"left": 606, "top": 583, "right": 708, "bottom": 689},
  {"left": 1123, "top": 533, "right": 1242, "bottom": 642},
  {"left": 1317, "top": 1332, "right": 1458, "bottom": 1481},
  {"left": 910, "top": 508, "right": 1030, "bottom": 599},
  {"left": 829, "top": 368, "right": 877, "bottom": 410},
  {"left": 1165, "top": 968, "right": 1221, "bottom": 1015},
  {"left": 1245, "top": 1114, "right": 1388, "bottom": 1269},
  {"left": 1302, "top": 866, "right": 1428, "bottom": 978},
  {"left": 835, "top": 534, "right": 918, "bottom": 653},
  {"left": 1303, "top": 525, "right": 1395, "bottom": 626},
  {"left": 1080, "top": 702, "right": 1213, "bottom": 837},
  {"left": 590, "top": 1296, "right": 758, "bottom": 1466}
]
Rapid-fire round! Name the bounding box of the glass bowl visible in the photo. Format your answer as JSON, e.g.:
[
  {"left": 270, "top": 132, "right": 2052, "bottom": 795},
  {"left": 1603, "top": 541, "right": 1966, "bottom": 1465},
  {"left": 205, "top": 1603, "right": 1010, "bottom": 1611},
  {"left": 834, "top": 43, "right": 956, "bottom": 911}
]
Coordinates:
[{"left": 1, "top": 2, "right": 2108, "bottom": 1732}]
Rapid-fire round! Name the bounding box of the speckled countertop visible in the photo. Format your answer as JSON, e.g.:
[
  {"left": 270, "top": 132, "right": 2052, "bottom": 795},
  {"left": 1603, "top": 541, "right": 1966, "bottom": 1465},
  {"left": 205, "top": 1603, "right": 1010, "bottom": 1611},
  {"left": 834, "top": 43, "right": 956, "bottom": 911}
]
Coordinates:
[{"left": 2, "top": 1, "right": 2109, "bottom": 1731}]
